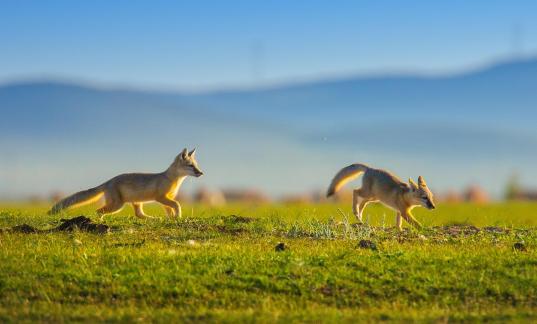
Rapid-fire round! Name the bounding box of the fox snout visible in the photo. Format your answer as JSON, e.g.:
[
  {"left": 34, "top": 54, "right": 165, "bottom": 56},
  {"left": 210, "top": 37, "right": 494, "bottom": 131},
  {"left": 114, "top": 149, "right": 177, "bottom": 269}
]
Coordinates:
[
  {"left": 427, "top": 201, "right": 436, "bottom": 210},
  {"left": 194, "top": 169, "right": 204, "bottom": 177}
]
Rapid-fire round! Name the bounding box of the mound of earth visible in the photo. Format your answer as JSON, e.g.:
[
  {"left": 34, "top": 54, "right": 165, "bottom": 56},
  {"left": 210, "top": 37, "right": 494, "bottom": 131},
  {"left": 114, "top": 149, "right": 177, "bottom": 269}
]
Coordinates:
[{"left": 1, "top": 216, "right": 109, "bottom": 234}]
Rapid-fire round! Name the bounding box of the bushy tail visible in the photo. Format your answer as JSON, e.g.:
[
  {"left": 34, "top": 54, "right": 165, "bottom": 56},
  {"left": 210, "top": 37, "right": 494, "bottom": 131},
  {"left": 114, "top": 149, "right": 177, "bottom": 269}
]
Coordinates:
[
  {"left": 326, "top": 164, "right": 369, "bottom": 197},
  {"left": 48, "top": 186, "right": 105, "bottom": 215}
]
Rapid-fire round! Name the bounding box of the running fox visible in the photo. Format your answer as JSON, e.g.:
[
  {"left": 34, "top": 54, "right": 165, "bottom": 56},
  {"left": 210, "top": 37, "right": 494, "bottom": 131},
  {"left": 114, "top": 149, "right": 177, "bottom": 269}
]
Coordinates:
[
  {"left": 327, "top": 163, "right": 435, "bottom": 230},
  {"left": 48, "top": 148, "right": 203, "bottom": 219}
]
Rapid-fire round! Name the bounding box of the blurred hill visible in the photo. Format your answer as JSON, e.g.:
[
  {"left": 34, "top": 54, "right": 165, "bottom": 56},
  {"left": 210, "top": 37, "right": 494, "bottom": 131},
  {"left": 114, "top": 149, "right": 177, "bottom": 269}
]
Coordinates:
[
  {"left": 187, "top": 57, "right": 537, "bottom": 132},
  {"left": 1, "top": 57, "right": 536, "bottom": 198}
]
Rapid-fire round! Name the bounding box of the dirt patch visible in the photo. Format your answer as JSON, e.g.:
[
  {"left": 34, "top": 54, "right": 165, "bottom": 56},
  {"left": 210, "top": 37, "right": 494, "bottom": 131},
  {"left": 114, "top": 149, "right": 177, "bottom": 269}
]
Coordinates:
[
  {"left": 317, "top": 284, "right": 334, "bottom": 296},
  {"left": 429, "top": 225, "right": 511, "bottom": 237},
  {"left": 483, "top": 226, "right": 510, "bottom": 234},
  {"left": 212, "top": 215, "right": 254, "bottom": 235},
  {"left": 513, "top": 242, "right": 527, "bottom": 252},
  {"left": 215, "top": 225, "right": 246, "bottom": 235},
  {"left": 56, "top": 216, "right": 110, "bottom": 234},
  {"left": 2, "top": 216, "right": 109, "bottom": 234},
  {"left": 433, "top": 225, "right": 480, "bottom": 236},
  {"left": 223, "top": 215, "right": 254, "bottom": 224},
  {"left": 10, "top": 224, "right": 39, "bottom": 234},
  {"left": 358, "top": 239, "right": 378, "bottom": 251}
]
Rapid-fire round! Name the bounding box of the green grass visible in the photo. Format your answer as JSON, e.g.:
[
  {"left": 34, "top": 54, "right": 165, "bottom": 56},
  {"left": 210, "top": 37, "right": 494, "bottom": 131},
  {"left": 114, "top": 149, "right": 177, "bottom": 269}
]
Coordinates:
[{"left": 0, "top": 202, "right": 536, "bottom": 322}]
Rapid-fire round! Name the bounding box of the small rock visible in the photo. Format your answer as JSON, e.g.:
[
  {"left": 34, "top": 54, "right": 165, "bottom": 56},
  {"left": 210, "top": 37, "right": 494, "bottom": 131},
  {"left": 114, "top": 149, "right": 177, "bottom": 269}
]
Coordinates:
[
  {"left": 187, "top": 239, "right": 197, "bottom": 246},
  {"left": 73, "top": 239, "right": 83, "bottom": 245},
  {"left": 513, "top": 242, "right": 527, "bottom": 252},
  {"left": 275, "top": 242, "right": 286, "bottom": 252},
  {"left": 358, "top": 240, "right": 377, "bottom": 251}
]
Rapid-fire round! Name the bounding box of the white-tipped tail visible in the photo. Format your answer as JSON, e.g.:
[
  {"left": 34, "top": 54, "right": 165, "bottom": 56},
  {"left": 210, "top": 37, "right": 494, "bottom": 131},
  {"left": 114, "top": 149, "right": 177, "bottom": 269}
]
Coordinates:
[
  {"left": 326, "top": 164, "right": 368, "bottom": 197},
  {"left": 48, "top": 186, "right": 104, "bottom": 215}
]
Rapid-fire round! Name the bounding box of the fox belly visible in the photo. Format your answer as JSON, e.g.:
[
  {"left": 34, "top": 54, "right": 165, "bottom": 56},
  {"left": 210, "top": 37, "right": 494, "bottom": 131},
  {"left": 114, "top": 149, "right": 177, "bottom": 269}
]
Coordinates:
[{"left": 114, "top": 180, "right": 160, "bottom": 203}]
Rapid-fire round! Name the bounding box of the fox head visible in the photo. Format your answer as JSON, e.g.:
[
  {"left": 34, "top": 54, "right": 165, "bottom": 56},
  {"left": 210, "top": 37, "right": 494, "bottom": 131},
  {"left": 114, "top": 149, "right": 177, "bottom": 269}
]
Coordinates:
[
  {"left": 172, "top": 148, "right": 204, "bottom": 177},
  {"left": 408, "top": 176, "right": 435, "bottom": 210}
]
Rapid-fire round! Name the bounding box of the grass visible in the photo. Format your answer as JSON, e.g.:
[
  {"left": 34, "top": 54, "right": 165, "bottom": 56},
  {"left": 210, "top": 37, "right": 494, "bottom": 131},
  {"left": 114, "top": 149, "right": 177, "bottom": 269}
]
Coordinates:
[{"left": 0, "top": 202, "right": 536, "bottom": 322}]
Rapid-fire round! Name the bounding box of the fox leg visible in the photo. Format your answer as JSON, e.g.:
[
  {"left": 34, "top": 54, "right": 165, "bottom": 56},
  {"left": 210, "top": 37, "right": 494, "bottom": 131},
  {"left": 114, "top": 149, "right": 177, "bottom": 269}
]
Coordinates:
[
  {"left": 156, "top": 197, "right": 181, "bottom": 219},
  {"left": 162, "top": 206, "right": 175, "bottom": 218},
  {"left": 401, "top": 211, "right": 422, "bottom": 230},
  {"left": 352, "top": 189, "right": 362, "bottom": 222},
  {"left": 97, "top": 191, "right": 123, "bottom": 221},
  {"left": 96, "top": 201, "right": 123, "bottom": 221},
  {"left": 133, "top": 203, "right": 154, "bottom": 219},
  {"left": 353, "top": 189, "right": 372, "bottom": 223},
  {"left": 396, "top": 212, "right": 403, "bottom": 231}
]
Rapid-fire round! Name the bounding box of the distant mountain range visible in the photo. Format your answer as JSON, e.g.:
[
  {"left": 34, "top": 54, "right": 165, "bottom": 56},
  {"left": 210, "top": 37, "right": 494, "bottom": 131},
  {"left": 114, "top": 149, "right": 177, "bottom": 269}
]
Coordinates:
[{"left": 1, "top": 57, "right": 536, "bottom": 198}]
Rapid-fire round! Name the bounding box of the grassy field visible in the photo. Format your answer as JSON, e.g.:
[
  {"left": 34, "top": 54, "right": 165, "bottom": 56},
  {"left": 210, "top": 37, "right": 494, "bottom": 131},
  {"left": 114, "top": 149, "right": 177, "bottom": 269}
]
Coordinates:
[{"left": 0, "top": 202, "right": 536, "bottom": 322}]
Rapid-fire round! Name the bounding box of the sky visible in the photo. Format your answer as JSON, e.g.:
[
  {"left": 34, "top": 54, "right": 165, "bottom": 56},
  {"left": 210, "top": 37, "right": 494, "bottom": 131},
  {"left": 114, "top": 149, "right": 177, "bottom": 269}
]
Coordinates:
[{"left": 1, "top": 1, "right": 537, "bottom": 90}]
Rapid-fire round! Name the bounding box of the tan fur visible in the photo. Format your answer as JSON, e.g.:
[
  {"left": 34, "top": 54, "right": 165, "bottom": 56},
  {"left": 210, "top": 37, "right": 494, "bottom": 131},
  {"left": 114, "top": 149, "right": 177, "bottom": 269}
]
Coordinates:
[
  {"left": 327, "top": 163, "right": 435, "bottom": 230},
  {"left": 48, "top": 148, "right": 204, "bottom": 220}
]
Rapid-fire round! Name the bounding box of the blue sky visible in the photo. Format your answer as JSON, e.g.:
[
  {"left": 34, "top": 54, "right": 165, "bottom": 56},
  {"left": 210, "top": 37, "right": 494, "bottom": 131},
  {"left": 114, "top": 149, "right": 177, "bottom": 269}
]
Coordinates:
[{"left": 1, "top": 1, "right": 536, "bottom": 90}]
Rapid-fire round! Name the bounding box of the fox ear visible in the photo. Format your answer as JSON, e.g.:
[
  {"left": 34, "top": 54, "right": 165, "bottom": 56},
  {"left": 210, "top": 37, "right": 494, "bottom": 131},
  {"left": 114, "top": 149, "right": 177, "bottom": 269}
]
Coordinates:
[
  {"left": 409, "top": 178, "right": 419, "bottom": 190},
  {"left": 188, "top": 148, "right": 196, "bottom": 158},
  {"left": 180, "top": 148, "right": 188, "bottom": 159},
  {"left": 418, "top": 176, "right": 427, "bottom": 187}
]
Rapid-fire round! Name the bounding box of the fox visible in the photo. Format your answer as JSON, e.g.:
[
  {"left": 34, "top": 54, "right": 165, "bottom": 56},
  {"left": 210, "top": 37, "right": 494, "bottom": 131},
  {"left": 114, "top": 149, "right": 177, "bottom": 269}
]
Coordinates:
[
  {"left": 48, "top": 148, "right": 203, "bottom": 219},
  {"left": 326, "top": 163, "right": 435, "bottom": 230}
]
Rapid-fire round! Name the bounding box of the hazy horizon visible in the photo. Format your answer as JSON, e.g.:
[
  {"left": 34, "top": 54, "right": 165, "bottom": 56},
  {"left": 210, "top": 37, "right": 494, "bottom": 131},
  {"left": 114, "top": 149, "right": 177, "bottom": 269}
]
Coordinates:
[
  {"left": 1, "top": 1, "right": 537, "bottom": 200},
  {"left": 2, "top": 56, "right": 537, "bottom": 200},
  {"left": 3, "top": 53, "right": 537, "bottom": 94}
]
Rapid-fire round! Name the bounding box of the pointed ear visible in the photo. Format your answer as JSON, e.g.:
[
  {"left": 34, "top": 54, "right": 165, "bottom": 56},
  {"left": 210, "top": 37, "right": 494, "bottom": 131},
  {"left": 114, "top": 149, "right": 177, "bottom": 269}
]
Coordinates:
[
  {"left": 418, "top": 176, "right": 427, "bottom": 187},
  {"left": 188, "top": 148, "right": 196, "bottom": 158},
  {"left": 409, "top": 178, "right": 419, "bottom": 190},
  {"left": 180, "top": 148, "right": 188, "bottom": 159}
]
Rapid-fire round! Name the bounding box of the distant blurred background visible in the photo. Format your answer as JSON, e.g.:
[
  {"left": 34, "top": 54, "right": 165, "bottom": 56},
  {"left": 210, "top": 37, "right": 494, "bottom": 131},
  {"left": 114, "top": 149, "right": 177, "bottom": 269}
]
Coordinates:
[{"left": 1, "top": 1, "right": 536, "bottom": 204}]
